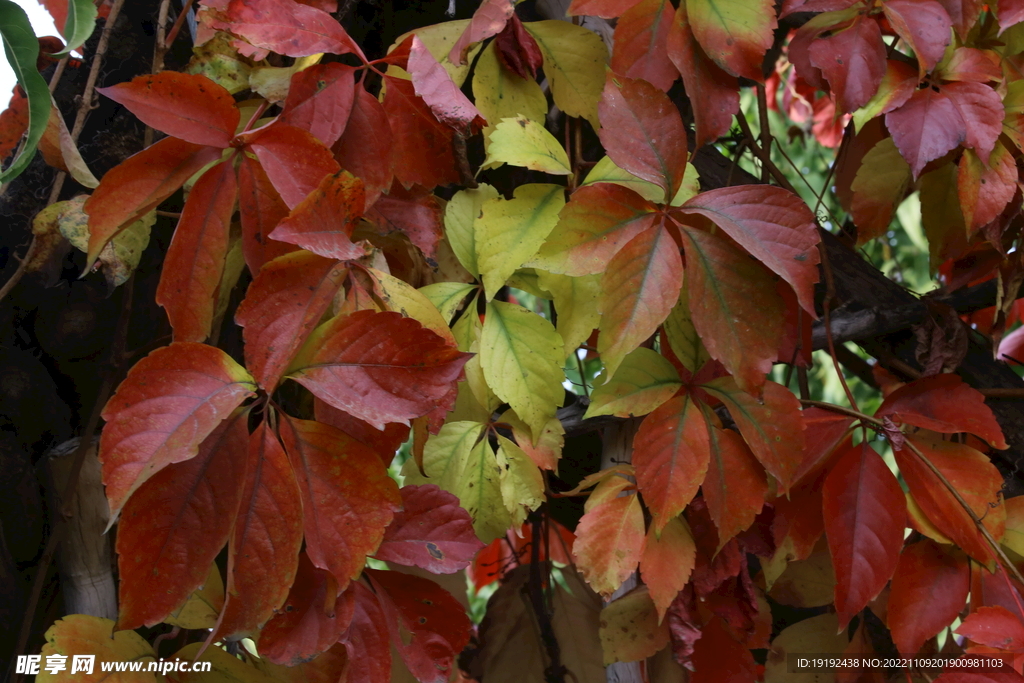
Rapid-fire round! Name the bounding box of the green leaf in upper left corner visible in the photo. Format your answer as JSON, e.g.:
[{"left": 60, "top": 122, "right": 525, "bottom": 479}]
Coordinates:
[
  {"left": 0, "top": 0, "right": 50, "bottom": 184},
  {"left": 53, "top": 0, "right": 98, "bottom": 56}
]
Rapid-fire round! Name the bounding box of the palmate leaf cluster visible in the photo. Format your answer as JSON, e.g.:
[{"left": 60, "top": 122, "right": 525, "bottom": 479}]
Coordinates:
[{"left": 5, "top": 0, "right": 1024, "bottom": 680}]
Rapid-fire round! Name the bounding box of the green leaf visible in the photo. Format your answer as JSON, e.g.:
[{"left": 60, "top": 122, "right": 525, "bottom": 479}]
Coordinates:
[
  {"left": 445, "top": 184, "right": 499, "bottom": 276},
  {"left": 536, "top": 270, "right": 601, "bottom": 359},
  {"left": 483, "top": 116, "right": 572, "bottom": 175},
  {"left": 662, "top": 274, "right": 709, "bottom": 374},
  {"left": 422, "top": 420, "right": 510, "bottom": 542},
  {"left": 669, "top": 163, "right": 700, "bottom": 206},
  {"left": 472, "top": 40, "right": 548, "bottom": 150},
  {"left": 497, "top": 435, "right": 545, "bottom": 527},
  {"left": 481, "top": 300, "right": 566, "bottom": 442},
  {"left": 419, "top": 282, "right": 478, "bottom": 324},
  {"left": 54, "top": 0, "right": 98, "bottom": 56},
  {"left": 524, "top": 20, "right": 608, "bottom": 127},
  {"left": 0, "top": 0, "right": 50, "bottom": 184},
  {"left": 585, "top": 347, "right": 681, "bottom": 419},
  {"left": 476, "top": 183, "right": 565, "bottom": 300},
  {"left": 582, "top": 155, "right": 665, "bottom": 203}
]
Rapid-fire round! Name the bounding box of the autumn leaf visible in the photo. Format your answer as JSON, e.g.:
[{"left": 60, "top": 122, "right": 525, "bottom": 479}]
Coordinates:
[
  {"left": 887, "top": 539, "right": 970, "bottom": 655},
  {"left": 599, "top": 586, "right": 670, "bottom": 663},
  {"left": 958, "top": 143, "right": 1017, "bottom": 232},
  {"left": 332, "top": 85, "right": 394, "bottom": 207},
  {"left": 886, "top": 87, "right": 966, "bottom": 178},
  {"left": 882, "top": 0, "right": 952, "bottom": 75},
  {"left": 523, "top": 20, "right": 608, "bottom": 127},
  {"left": 449, "top": 0, "right": 515, "bottom": 64},
  {"left": 612, "top": 0, "right": 677, "bottom": 92},
  {"left": 278, "top": 62, "right": 357, "bottom": 147},
  {"left": 214, "top": 0, "right": 365, "bottom": 59},
  {"left": 407, "top": 34, "right": 485, "bottom": 134},
  {"left": 598, "top": 72, "right": 688, "bottom": 200},
  {"left": 808, "top": 15, "right": 886, "bottom": 113},
  {"left": 288, "top": 310, "right": 471, "bottom": 429},
  {"left": 472, "top": 41, "right": 548, "bottom": 150},
  {"left": 213, "top": 420, "right": 303, "bottom": 641},
  {"left": 236, "top": 154, "right": 295, "bottom": 275},
  {"left": 375, "top": 484, "right": 486, "bottom": 572},
  {"left": 876, "top": 373, "right": 1008, "bottom": 449},
  {"left": 497, "top": 435, "right": 545, "bottom": 527},
  {"left": 39, "top": 615, "right": 156, "bottom": 683},
  {"left": 97, "top": 72, "right": 239, "bottom": 148},
  {"left": 115, "top": 411, "right": 248, "bottom": 631},
  {"left": 155, "top": 160, "right": 238, "bottom": 343},
  {"left": 585, "top": 347, "right": 682, "bottom": 419},
  {"left": 482, "top": 117, "right": 572, "bottom": 175},
  {"left": 99, "top": 343, "right": 256, "bottom": 517},
  {"left": 241, "top": 123, "right": 340, "bottom": 209},
  {"left": 279, "top": 416, "right": 401, "bottom": 589},
  {"left": 640, "top": 516, "right": 696, "bottom": 621},
  {"left": 536, "top": 270, "right": 602, "bottom": 358},
  {"left": 269, "top": 171, "right": 366, "bottom": 260},
  {"left": 849, "top": 136, "right": 912, "bottom": 242},
  {"left": 685, "top": 0, "right": 776, "bottom": 81},
  {"left": 702, "top": 420, "right": 768, "bottom": 549},
  {"left": 574, "top": 491, "right": 645, "bottom": 596},
  {"left": 342, "top": 582, "right": 392, "bottom": 683},
  {"left": 599, "top": 225, "right": 684, "bottom": 381},
  {"left": 956, "top": 605, "right": 1024, "bottom": 650}
]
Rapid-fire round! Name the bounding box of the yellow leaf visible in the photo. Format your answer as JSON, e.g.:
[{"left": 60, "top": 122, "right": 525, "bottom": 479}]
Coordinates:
[
  {"left": 764, "top": 613, "right": 848, "bottom": 682},
  {"left": 422, "top": 420, "right": 510, "bottom": 541},
  {"left": 249, "top": 54, "right": 323, "bottom": 103},
  {"left": 599, "top": 586, "right": 670, "bottom": 664},
  {"left": 481, "top": 300, "right": 566, "bottom": 443},
  {"left": 369, "top": 267, "right": 456, "bottom": 345},
  {"left": 585, "top": 347, "right": 681, "bottom": 419},
  {"left": 536, "top": 270, "right": 601, "bottom": 359},
  {"left": 419, "top": 282, "right": 477, "bottom": 324},
  {"left": 57, "top": 195, "right": 153, "bottom": 287},
  {"left": 662, "top": 275, "right": 709, "bottom": 374},
  {"left": 669, "top": 163, "right": 700, "bottom": 206},
  {"left": 186, "top": 33, "right": 252, "bottom": 96},
  {"left": 524, "top": 20, "right": 608, "bottom": 127},
  {"left": 38, "top": 615, "right": 156, "bottom": 683},
  {"left": 170, "top": 643, "right": 278, "bottom": 683},
  {"left": 445, "top": 183, "right": 499, "bottom": 276},
  {"left": 164, "top": 564, "right": 224, "bottom": 630},
  {"left": 483, "top": 116, "right": 572, "bottom": 175},
  {"left": 476, "top": 183, "right": 565, "bottom": 299},
  {"left": 582, "top": 155, "right": 664, "bottom": 202},
  {"left": 472, "top": 41, "right": 549, "bottom": 150},
  {"left": 497, "top": 434, "right": 545, "bottom": 527}
]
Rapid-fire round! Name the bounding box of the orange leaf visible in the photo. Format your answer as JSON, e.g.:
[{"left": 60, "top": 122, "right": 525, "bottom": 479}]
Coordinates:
[
  {"left": 702, "top": 420, "right": 768, "bottom": 548},
  {"left": 279, "top": 63, "right": 357, "bottom": 148},
  {"left": 574, "top": 492, "right": 646, "bottom": 596},
  {"left": 611, "top": 0, "right": 678, "bottom": 92},
  {"left": 237, "top": 153, "right": 297, "bottom": 275},
  {"left": 640, "top": 516, "right": 696, "bottom": 621},
  {"left": 382, "top": 76, "right": 461, "bottom": 190},
  {"left": 269, "top": 170, "right": 366, "bottom": 260},
  {"left": 242, "top": 123, "right": 340, "bottom": 209}
]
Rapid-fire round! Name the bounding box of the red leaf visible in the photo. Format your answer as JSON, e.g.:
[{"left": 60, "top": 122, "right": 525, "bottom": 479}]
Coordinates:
[
  {"left": 494, "top": 14, "right": 543, "bottom": 80},
  {"left": 678, "top": 185, "right": 821, "bottom": 316},
  {"left": 288, "top": 310, "right": 471, "bottom": 429},
  {"left": 822, "top": 442, "right": 907, "bottom": 631},
  {"left": 408, "top": 35, "right": 486, "bottom": 134},
  {"left": 115, "top": 410, "right": 248, "bottom": 630},
  {"left": 944, "top": 81, "right": 1004, "bottom": 164},
  {"left": 279, "top": 63, "right": 357, "bottom": 148},
  {"left": 612, "top": 0, "right": 678, "bottom": 92},
  {"left": 0, "top": 86, "right": 28, "bottom": 161},
  {"left": 702, "top": 378, "right": 806, "bottom": 494},
  {"left": 688, "top": 0, "right": 777, "bottom": 82},
  {"left": 791, "top": 407, "right": 853, "bottom": 486},
  {"left": 958, "top": 144, "right": 1017, "bottom": 233},
  {"left": 155, "top": 160, "right": 239, "bottom": 343},
  {"left": 235, "top": 251, "right": 346, "bottom": 392},
  {"left": 279, "top": 416, "right": 401, "bottom": 589},
  {"left": 98, "top": 72, "right": 239, "bottom": 148},
  {"left": 941, "top": 47, "right": 1003, "bottom": 84},
  {"left": 84, "top": 137, "right": 222, "bottom": 265},
  {"left": 242, "top": 123, "right": 340, "bottom": 209},
  {"left": 678, "top": 226, "right": 785, "bottom": 395},
  {"left": 214, "top": 420, "right": 304, "bottom": 640},
  {"left": 368, "top": 569, "right": 472, "bottom": 655},
  {"left": 342, "top": 581, "right": 392, "bottom": 683},
  {"left": 633, "top": 395, "right": 711, "bottom": 531},
  {"left": 364, "top": 184, "right": 444, "bottom": 259},
  {"left": 569, "top": 0, "right": 644, "bottom": 16},
  {"left": 895, "top": 435, "right": 1003, "bottom": 563},
  {"left": 237, "top": 154, "right": 297, "bottom": 275},
  {"left": 217, "top": 0, "right": 365, "bottom": 59},
  {"left": 375, "top": 484, "right": 486, "bottom": 573},
  {"left": 883, "top": 0, "right": 952, "bottom": 74},
  {"left": 448, "top": 0, "right": 515, "bottom": 64},
  {"left": 332, "top": 85, "right": 393, "bottom": 208},
  {"left": 886, "top": 86, "right": 965, "bottom": 178},
  {"left": 666, "top": 2, "right": 740, "bottom": 149},
  {"left": 876, "top": 373, "right": 1007, "bottom": 449},
  {"left": 690, "top": 616, "right": 758, "bottom": 683},
  {"left": 99, "top": 343, "right": 256, "bottom": 516},
  {"left": 531, "top": 183, "right": 660, "bottom": 276},
  {"left": 260, "top": 553, "right": 356, "bottom": 666},
  {"left": 808, "top": 15, "right": 886, "bottom": 113},
  {"left": 997, "top": 0, "right": 1024, "bottom": 30},
  {"left": 382, "top": 76, "right": 460, "bottom": 190},
  {"left": 40, "top": 0, "right": 68, "bottom": 36},
  {"left": 887, "top": 539, "right": 969, "bottom": 654},
  {"left": 314, "top": 399, "right": 410, "bottom": 467},
  {"left": 598, "top": 73, "right": 689, "bottom": 199},
  {"left": 957, "top": 605, "right": 1024, "bottom": 650},
  {"left": 269, "top": 171, "right": 366, "bottom": 260},
  {"left": 599, "top": 225, "right": 685, "bottom": 380},
  {"left": 703, "top": 422, "right": 768, "bottom": 548}
]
